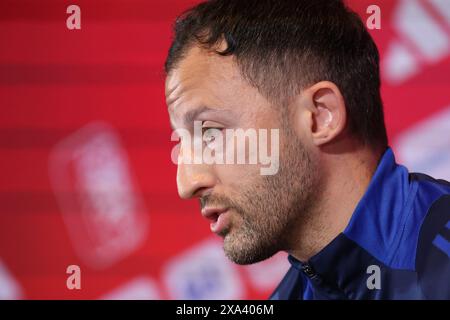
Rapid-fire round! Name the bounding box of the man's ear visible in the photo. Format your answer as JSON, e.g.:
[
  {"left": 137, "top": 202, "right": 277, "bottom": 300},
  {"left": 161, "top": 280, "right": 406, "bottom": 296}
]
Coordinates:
[{"left": 300, "top": 81, "right": 347, "bottom": 146}]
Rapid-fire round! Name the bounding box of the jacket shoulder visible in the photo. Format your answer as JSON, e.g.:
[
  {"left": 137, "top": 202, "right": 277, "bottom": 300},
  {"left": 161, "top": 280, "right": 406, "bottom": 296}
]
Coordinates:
[{"left": 412, "top": 174, "right": 450, "bottom": 299}]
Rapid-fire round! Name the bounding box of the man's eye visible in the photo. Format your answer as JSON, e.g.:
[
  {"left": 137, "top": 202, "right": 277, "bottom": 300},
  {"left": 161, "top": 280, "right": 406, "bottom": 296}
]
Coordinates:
[
  {"left": 204, "top": 130, "right": 214, "bottom": 140},
  {"left": 202, "top": 127, "right": 223, "bottom": 145},
  {"left": 203, "top": 128, "right": 217, "bottom": 141}
]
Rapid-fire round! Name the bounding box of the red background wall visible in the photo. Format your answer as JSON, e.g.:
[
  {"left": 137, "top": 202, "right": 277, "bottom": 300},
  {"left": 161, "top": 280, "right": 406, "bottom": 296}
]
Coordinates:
[{"left": 0, "top": 0, "right": 449, "bottom": 299}]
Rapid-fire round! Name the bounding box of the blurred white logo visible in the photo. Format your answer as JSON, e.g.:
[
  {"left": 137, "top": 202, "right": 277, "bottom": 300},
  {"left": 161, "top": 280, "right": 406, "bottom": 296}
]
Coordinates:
[
  {"left": 383, "top": 0, "right": 450, "bottom": 84},
  {"left": 49, "top": 122, "right": 149, "bottom": 270},
  {"left": 163, "top": 239, "right": 245, "bottom": 300},
  {"left": 100, "top": 277, "right": 160, "bottom": 300},
  {"left": 0, "top": 259, "right": 23, "bottom": 300},
  {"left": 395, "top": 105, "right": 450, "bottom": 181}
]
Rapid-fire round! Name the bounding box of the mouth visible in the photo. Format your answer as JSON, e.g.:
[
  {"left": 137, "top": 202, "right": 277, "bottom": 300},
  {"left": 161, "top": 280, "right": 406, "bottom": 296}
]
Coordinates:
[{"left": 201, "top": 207, "right": 231, "bottom": 235}]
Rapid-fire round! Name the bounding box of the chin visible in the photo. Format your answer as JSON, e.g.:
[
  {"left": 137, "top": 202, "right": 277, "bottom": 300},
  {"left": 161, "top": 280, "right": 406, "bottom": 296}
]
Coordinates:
[{"left": 222, "top": 232, "right": 278, "bottom": 265}]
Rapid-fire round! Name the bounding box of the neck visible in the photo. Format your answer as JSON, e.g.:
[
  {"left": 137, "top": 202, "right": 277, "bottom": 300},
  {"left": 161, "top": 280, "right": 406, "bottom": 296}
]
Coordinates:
[{"left": 288, "top": 142, "right": 384, "bottom": 262}]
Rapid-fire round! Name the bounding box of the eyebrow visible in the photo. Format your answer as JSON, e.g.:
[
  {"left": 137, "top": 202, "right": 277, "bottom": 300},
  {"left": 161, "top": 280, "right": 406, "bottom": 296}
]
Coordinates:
[{"left": 170, "top": 106, "right": 230, "bottom": 131}]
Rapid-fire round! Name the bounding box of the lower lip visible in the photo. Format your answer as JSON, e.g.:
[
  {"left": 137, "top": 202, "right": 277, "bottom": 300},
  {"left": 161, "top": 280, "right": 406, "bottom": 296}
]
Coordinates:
[{"left": 210, "top": 210, "right": 230, "bottom": 234}]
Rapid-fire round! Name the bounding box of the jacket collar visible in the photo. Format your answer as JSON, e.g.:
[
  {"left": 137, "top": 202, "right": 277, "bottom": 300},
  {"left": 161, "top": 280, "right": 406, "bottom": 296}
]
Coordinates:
[{"left": 287, "top": 147, "right": 412, "bottom": 292}]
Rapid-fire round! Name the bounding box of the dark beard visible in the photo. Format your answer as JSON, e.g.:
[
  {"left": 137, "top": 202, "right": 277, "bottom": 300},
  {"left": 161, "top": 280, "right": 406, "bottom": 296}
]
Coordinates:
[{"left": 200, "top": 128, "right": 319, "bottom": 265}]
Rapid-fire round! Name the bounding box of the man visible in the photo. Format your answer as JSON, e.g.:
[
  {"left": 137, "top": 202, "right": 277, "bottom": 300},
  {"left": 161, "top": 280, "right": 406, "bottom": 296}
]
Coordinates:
[{"left": 164, "top": 0, "right": 450, "bottom": 299}]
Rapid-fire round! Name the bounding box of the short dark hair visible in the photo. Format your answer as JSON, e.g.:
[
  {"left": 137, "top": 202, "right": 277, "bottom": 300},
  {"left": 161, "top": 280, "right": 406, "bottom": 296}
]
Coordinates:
[{"left": 165, "top": 0, "right": 388, "bottom": 147}]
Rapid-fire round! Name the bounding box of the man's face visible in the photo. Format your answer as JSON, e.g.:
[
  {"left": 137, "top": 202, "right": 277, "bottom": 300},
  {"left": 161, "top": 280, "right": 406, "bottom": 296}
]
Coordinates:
[{"left": 165, "top": 45, "right": 319, "bottom": 265}]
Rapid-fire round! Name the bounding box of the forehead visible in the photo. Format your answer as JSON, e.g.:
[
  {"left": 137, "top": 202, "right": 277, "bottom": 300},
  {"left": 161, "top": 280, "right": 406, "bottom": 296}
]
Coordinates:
[
  {"left": 167, "top": 45, "right": 236, "bottom": 85},
  {"left": 165, "top": 45, "right": 252, "bottom": 111}
]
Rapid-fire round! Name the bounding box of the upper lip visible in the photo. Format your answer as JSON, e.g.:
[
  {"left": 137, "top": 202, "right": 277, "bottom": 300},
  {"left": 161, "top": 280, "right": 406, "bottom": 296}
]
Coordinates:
[{"left": 201, "top": 207, "right": 228, "bottom": 222}]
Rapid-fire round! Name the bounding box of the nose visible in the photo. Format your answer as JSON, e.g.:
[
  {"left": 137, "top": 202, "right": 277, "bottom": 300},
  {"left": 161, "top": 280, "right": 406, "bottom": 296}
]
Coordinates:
[
  {"left": 177, "top": 160, "right": 216, "bottom": 199},
  {"left": 176, "top": 141, "right": 216, "bottom": 199}
]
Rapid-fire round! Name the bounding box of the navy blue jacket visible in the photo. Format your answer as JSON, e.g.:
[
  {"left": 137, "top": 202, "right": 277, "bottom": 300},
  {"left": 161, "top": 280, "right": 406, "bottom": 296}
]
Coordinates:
[{"left": 270, "top": 148, "right": 450, "bottom": 299}]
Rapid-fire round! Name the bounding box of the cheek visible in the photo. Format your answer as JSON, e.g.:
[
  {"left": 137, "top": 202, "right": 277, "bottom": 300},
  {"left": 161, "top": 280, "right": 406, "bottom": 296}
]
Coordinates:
[{"left": 215, "top": 163, "right": 261, "bottom": 187}]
